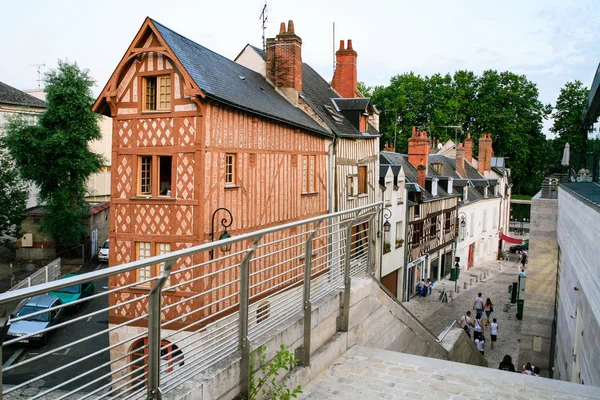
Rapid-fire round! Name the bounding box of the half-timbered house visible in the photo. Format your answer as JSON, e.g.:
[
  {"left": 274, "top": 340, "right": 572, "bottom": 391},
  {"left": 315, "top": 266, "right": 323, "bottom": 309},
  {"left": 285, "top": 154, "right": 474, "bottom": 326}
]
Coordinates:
[
  {"left": 381, "top": 128, "right": 460, "bottom": 300},
  {"left": 236, "top": 37, "right": 380, "bottom": 271},
  {"left": 93, "top": 18, "right": 335, "bottom": 377}
]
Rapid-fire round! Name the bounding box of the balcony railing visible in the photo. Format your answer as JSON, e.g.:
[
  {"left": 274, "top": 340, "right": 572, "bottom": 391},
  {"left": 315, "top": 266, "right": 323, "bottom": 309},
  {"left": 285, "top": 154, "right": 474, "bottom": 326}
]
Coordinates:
[{"left": 0, "top": 203, "right": 380, "bottom": 399}]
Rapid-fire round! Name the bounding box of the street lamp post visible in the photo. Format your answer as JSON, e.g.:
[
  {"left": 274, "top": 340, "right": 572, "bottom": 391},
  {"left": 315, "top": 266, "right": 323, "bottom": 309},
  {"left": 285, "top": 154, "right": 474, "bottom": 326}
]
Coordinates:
[
  {"left": 378, "top": 207, "right": 392, "bottom": 279},
  {"left": 209, "top": 207, "right": 234, "bottom": 260}
]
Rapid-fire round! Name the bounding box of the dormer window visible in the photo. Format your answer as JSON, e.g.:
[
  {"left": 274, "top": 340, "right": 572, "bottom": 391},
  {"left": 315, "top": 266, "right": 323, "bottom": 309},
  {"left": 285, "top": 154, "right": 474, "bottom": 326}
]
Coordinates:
[{"left": 143, "top": 75, "right": 171, "bottom": 111}]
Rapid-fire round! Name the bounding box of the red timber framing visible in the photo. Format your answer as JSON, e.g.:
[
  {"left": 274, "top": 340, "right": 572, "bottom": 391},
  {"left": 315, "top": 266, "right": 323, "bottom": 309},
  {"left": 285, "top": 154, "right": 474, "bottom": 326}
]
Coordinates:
[{"left": 93, "top": 18, "right": 331, "bottom": 330}]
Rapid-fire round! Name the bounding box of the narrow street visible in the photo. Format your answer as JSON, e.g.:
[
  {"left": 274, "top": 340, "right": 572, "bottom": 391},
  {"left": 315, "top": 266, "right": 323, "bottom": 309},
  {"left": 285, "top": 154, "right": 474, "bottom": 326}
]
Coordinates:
[{"left": 403, "top": 255, "right": 526, "bottom": 372}]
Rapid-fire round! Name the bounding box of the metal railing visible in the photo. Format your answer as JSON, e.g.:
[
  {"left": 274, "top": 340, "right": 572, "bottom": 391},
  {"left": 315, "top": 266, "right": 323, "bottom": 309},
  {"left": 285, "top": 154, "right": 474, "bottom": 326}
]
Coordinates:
[
  {"left": 9, "top": 258, "right": 61, "bottom": 292},
  {"left": 0, "top": 203, "right": 381, "bottom": 399}
]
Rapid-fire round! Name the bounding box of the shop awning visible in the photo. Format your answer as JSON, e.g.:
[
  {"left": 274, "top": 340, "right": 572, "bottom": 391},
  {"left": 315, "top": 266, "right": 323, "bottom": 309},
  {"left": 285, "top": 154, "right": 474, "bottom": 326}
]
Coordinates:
[{"left": 501, "top": 234, "right": 523, "bottom": 244}]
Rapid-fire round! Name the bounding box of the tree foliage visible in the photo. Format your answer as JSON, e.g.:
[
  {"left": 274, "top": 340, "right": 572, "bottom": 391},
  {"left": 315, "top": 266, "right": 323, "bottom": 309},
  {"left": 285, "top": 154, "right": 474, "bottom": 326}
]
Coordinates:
[
  {"left": 0, "top": 148, "right": 28, "bottom": 246},
  {"left": 549, "top": 80, "right": 589, "bottom": 166},
  {"left": 371, "top": 70, "right": 551, "bottom": 195},
  {"left": 3, "top": 60, "right": 103, "bottom": 246}
]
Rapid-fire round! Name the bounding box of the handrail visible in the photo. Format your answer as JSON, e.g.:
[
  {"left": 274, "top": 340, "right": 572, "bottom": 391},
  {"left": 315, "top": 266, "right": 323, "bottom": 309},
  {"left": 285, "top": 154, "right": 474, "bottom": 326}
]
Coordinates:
[
  {"left": 0, "top": 202, "right": 382, "bottom": 305},
  {"left": 438, "top": 320, "right": 458, "bottom": 342}
]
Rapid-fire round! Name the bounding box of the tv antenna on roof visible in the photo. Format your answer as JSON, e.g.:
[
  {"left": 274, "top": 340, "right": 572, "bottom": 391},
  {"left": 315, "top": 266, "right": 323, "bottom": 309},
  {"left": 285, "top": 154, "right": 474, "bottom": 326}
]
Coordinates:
[
  {"left": 438, "top": 125, "right": 463, "bottom": 144},
  {"left": 30, "top": 63, "right": 46, "bottom": 89},
  {"left": 259, "top": 1, "right": 268, "bottom": 51}
]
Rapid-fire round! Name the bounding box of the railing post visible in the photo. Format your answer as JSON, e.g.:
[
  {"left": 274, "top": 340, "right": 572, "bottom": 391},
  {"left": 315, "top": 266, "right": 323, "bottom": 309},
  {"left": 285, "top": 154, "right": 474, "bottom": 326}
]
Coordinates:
[
  {"left": 337, "top": 223, "right": 354, "bottom": 332},
  {"left": 147, "top": 259, "right": 175, "bottom": 400},
  {"left": 45, "top": 266, "right": 49, "bottom": 283},
  {"left": 0, "top": 300, "right": 19, "bottom": 400},
  {"left": 367, "top": 214, "right": 376, "bottom": 277},
  {"left": 239, "top": 238, "right": 260, "bottom": 400},
  {"left": 297, "top": 220, "right": 323, "bottom": 366}
]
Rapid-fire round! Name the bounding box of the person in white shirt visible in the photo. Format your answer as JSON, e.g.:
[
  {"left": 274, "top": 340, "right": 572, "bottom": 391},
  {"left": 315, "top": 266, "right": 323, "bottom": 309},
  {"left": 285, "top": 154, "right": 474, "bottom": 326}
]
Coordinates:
[
  {"left": 459, "top": 311, "right": 473, "bottom": 337},
  {"left": 490, "top": 318, "right": 498, "bottom": 349},
  {"left": 475, "top": 337, "right": 485, "bottom": 355},
  {"left": 473, "top": 314, "right": 484, "bottom": 340}
]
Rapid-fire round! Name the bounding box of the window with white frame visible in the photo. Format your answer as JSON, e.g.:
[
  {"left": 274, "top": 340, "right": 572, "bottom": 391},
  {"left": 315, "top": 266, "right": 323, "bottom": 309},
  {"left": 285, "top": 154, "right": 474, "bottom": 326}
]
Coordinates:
[
  {"left": 482, "top": 209, "right": 488, "bottom": 232},
  {"left": 385, "top": 182, "right": 392, "bottom": 205},
  {"left": 396, "top": 221, "right": 403, "bottom": 248},
  {"left": 225, "top": 153, "right": 236, "bottom": 186},
  {"left": 347, "top": 175, "right": 358, "bottom": 197},
  {"left": 470, "top": 212, "right": 475, "bottom": 237},
  {"left": 302, "top": 155, "right": 316, "bottom": 193}
]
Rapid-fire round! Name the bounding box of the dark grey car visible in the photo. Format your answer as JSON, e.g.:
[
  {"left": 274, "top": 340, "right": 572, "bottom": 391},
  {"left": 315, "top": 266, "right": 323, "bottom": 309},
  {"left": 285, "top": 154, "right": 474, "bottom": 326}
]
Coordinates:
[{"left": 6, "top": 295, "right": 64, "bottom": 345}]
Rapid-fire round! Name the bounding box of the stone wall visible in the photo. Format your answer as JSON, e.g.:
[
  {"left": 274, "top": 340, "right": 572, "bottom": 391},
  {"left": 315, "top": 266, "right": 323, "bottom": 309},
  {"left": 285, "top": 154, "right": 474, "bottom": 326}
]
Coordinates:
[
  {"left": 554, "top": 187, "right": 600, "bottom": 385},
  {"left": 518, "top": 193, "right": 558, "bottom": 375},
  {"left": 163, "top": 277, "right": 485, "bottom": 399}
]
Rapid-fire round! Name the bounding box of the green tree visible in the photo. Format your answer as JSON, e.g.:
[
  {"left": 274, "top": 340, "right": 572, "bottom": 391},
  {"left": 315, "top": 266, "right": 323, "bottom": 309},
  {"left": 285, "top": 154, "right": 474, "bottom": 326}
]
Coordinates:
[
  {"left": 0, "top": 148, "right": 28, "bottom": 246},
  {"left": 371, "top": 69, "right": 551, "bottom": 195},
  {"left": 357, "top": 81, "right": 373, "bottom": 97},
  {"left": 3, "top": 60, "right": 103, "bottom": 246},
  {"left": 550, "top": 80, "right": 589, "bottom": 165}
]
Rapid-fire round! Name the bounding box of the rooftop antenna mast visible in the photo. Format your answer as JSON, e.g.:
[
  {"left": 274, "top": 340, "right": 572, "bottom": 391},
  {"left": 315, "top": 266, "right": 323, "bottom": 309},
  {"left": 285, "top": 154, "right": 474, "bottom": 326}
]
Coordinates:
[
  {"left": 30, "top": 63, "right": 46, "bottom": 89},
  {"left": 259, "top": 1, "right": 268, "bottom": 51},
  {"left": 332, "top": 22, "right": 336, "bottom": 77}
]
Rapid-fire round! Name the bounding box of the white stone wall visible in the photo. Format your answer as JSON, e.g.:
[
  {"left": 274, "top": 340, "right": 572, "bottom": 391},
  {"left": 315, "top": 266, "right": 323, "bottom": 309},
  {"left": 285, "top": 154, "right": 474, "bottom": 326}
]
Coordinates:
[
  {"left": 455, "top": 198, "right": 501, "bottom": 269},
  {"left": 380, "top": 167, "right": 407, "bottom": 288},
  {"left": 555, "top": 188, "right": 600, "bottom": 385}
]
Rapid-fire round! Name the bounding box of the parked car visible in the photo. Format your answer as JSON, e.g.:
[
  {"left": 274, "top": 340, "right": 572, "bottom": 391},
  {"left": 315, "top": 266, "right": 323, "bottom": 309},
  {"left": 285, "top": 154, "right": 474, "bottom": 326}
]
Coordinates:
[
  {"left": 98, "top": 239, "right": 109, "bottom": 262},
  {"left": 509, "top": 242, "right": 529, "bottom": 253},
  {"left": 6, "top": 295, "right": 64, "bottom": 345},
  {"left": 49, "top": 273, "right": 94, "bottom": 310}
]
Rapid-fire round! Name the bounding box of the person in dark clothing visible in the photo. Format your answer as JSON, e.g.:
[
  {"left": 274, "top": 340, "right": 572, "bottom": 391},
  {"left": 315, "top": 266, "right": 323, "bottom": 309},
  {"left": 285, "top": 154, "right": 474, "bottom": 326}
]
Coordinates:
[{"left": 498, "top": 355, "right": 516, "bottom": 372}]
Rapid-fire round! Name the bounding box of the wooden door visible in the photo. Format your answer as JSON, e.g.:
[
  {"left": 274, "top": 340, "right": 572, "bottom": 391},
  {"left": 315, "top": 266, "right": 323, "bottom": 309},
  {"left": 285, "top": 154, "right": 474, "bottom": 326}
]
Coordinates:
[
  {"left": 468, "top": 243, "right": 474, "bottom": 269},
  {"left": 381, "top": 270, "right": 398, "bottom": 298}
]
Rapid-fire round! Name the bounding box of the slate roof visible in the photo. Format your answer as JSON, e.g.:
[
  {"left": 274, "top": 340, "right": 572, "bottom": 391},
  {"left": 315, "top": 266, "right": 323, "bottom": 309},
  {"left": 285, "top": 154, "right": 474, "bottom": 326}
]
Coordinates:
[
  {"left": 244, "top": 42, "right": 378, "bottom": 139},
  {"left": 0, "top": 81, "right": 46, "bottom": 108},
  {"left": 151, "top": 19, "right": 330, "bottom": 137},
  {"left": 301, "top": 64, "right": 376, "bottom": 138},
  {"left": 333, "top": 98, "right": 371, "bottom": 112},
  {"left": 560, "top": 182, "right": 600, "bottom": 210},
  {"left": 381, "top": 152, "right": 503, "bottom": 204}
]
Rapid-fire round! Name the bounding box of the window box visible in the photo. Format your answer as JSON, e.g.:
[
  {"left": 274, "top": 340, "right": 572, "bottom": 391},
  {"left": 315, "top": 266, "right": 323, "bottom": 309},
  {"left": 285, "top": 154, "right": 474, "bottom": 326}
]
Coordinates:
[
  {"left": 383, "top": 241, "right": 391, "bottom": 254},
  {"left": 395, "top": 239, "right": 404, "bottom": 249}
]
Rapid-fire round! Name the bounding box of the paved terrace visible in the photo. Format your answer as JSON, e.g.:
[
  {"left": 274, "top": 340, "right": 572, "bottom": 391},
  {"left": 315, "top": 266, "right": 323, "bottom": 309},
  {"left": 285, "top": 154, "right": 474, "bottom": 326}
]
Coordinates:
[{"left": 299, "top": 345, "right": 599, "bottom": 400}]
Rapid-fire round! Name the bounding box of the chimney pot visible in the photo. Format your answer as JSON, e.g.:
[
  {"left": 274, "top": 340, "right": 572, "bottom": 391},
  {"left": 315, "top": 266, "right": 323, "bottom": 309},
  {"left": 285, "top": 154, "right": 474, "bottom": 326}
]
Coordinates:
[
  {"left": 266, "top": 20, "right": 303, "bottom": 99},
  {"left": 279, "top": 22, "right": 286, "bottom": 34},
  {"left": 287, "top": 20, "right": 295, "bottom": 34},
  {"left": 331, "top": 37, "right": 358, "bottom": 98}
]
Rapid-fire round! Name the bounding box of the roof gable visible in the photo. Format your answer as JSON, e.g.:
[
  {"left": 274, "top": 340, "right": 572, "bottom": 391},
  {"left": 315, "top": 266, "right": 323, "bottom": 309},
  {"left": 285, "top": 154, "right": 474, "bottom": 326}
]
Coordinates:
[{"left": 94, "top": 18, "right": 330, "bottom": 137}]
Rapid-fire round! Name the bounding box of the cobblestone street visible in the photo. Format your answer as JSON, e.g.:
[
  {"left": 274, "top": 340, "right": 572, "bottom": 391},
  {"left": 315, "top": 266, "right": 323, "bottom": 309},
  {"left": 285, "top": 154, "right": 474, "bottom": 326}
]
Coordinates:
[{"left": 403, "top": 255, "right": 526, "bottom": 372}]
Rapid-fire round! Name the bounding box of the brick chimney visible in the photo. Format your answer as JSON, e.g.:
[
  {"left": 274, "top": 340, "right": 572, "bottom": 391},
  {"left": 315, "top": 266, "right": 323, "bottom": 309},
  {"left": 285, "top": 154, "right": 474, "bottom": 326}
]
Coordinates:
[
  {"left": 478, "top": 134, "right": 493, "bottom": 175},
  {"left": 331, "top": 39, "right": 357, "bottom": 98},
  {"left": 408, "top": 126, "right": 430, "bottom": 171},
  {"left": 464, "top": 133, "right": 473, "bottom": 163},
  {"left": 383, "top": 142, "right": 395, "bottom": 152},
  {"left": 417, "top": 165, "right": 427, "bottom": 190},
  {"left": 266, "top": 20, "right": 303, "bottom": 104},
  {"left": 456, "top": 143, "right": 466, "bottom": 178}
]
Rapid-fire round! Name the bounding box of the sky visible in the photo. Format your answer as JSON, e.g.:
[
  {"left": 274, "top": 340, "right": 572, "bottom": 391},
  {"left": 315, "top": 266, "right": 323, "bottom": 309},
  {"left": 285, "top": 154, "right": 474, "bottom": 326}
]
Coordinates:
[{"left": 1, "top": 0, "right": 599, "bottom": 137}]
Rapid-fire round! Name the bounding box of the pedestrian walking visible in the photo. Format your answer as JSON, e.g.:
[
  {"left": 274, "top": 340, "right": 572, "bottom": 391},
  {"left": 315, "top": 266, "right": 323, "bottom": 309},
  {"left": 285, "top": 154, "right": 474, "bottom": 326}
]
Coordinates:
[
  {"left": 521, "top": 251, "right": 528, "bottom": 268},
  {"left": 498, "top": 355, "right": 516, "bottom": 372},
  {"left": 474, "top": 336, "right": 485, "bottom": 355},
  {"left": 459, "top": 311, "right": 473, "bottom": 337},
  {"left": 473, "top": 292, "right": 484, "bottom": 319},
  {"left": 490, "top": 318, "right": 498, "bottom": 349},
  {"left": 484, "top": 298, "right": 494, "bottom": 325},
  {"left": 473, "top": 314, "right": 484, "bottom": 341}
]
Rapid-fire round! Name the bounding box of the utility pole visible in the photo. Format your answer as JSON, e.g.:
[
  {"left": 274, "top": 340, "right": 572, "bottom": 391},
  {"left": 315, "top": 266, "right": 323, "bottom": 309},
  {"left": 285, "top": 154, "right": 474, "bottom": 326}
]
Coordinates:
[
  {"left": 259, "top": 1, "right": 268, "bottom": 51},
  {"left": 438, "top": 125, "right": 463, "bottom": 144},
  {"left": 30, "top": 63, "right": 46, "bottom": 89}
]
